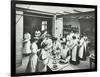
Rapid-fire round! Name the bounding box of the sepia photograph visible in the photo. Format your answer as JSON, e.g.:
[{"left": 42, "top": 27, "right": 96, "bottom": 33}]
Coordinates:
[{"left": 11, "top": 1, "right": 97, "bottom": 76}]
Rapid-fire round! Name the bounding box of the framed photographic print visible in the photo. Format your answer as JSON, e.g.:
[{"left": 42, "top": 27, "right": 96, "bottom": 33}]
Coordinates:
[{"left": 11, "top": 0, "right": 97, "bottom": 76}]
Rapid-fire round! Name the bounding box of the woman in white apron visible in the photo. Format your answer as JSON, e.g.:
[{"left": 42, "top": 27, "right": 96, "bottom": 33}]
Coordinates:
[
  {"left": 79, "top": 36, "right": 89, "bottom": 60},
  {"left": 23, "top": 32, "right": 31, "bottom": 55},
  {"left": 65, "top": 34, "right": 72, "bottom": 61},
  {"left": 69, "top": 36, "right": 80, "bottom": 65},
  {"left": 79, "top": 36, "right": 86, "bottom": 60},
  {"left": 26, "top": 38, "right": 39, "bottom": 73}
]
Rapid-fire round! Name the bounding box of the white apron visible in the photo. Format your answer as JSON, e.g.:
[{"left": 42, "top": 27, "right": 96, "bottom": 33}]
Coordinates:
[
  {"left": 79, "top": 38, "right": 85, "bottom": 59},
  {"left": 71, "top": 44, "right": 78, "bottom": 61},
  {"left": 83, "top": 36, "right": 88, "bottom": 52},
  {"left": 23, "top": 41, "right": 31, "bottom": 54},
  {"left": 31, "top": 42, "right": 38, "bottom": 54},
  {"left": 29, "top": 54, "right": 38, "bottom": 72},
  {"left": 37, "top": 49, "right": 49, "bottom": 72},
  {"left": 71, "top": 39, "right": 79, "bottom": 62},
  {"left": 61, "top": 46, "right": 69, "bottom": 59},
  {"left": 29, "top": 42, "right": 38, "bottom": 72}
]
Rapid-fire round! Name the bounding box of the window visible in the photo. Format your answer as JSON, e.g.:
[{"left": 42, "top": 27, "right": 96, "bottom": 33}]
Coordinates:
[{"left": 41, "top": 21, "right": 47, "bottom": 31}]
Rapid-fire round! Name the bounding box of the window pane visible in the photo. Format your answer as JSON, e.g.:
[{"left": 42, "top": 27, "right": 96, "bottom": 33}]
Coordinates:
[{"left": 41, "top": 21, "right": 47, "bottom": 31}]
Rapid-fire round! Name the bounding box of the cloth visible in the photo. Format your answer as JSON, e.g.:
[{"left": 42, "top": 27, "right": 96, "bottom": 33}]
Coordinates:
[
  {"left": 31, "top": 42, "right": 38, "bottom": 54},
  {"left": 37, "top": 49, "right": 49, "bottom": 72},
  {"left": 60, "top": 46, "right": 69, "bottom": 59},
  {"left": 79, "top": 38, "right": 85, "bottom": 59},
  {"left": 37, "top": 38, "right": 43, "bottom": 49},
  {"left": 23, "top": 41, "right": 31, "bottom": 54},
  {"left": 69, "top": 39, "right": 79, "bottom": 61},
  {"left": 25, "top": 54, "right": 38, "bottom": 73},
  {"left": 23, "top": 33, "right": 31, "bottom": 54},
  {"left": 71, "top": 44, "right": 78, "bottom": 61}
]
